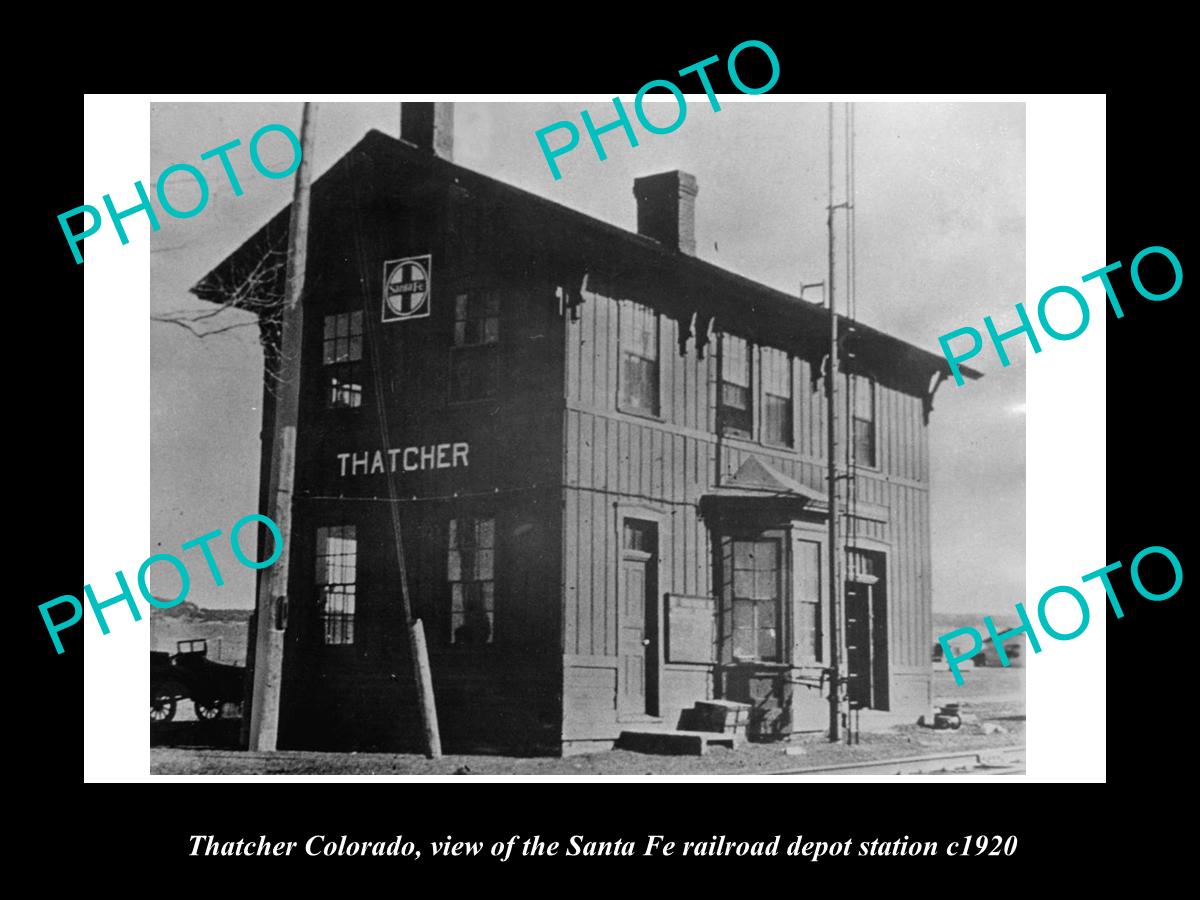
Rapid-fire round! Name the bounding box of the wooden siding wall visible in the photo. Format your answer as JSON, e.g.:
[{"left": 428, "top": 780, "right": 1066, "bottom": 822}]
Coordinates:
[
  {"left": 561, "top": 288, "right": 934, "bottom": 744},
  {"left": 279, "top": 493, "right": 563, "bottom": 754},
  {"left": 277, "top": 158, "right": 568, "bottom": 754}
]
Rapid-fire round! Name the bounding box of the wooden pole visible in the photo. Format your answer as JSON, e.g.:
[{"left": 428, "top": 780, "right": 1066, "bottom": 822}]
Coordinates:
[
  {"left": 248, "top": 102, "right": 316, "bottom": 752},
  {"left": 409, "top": 619, "right": 442, "bottom": 758}
]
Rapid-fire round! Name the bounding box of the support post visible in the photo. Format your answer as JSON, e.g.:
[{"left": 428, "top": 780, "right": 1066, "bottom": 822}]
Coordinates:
[{"left": 409, "top": 619, "right": 442, "bottom": 758}]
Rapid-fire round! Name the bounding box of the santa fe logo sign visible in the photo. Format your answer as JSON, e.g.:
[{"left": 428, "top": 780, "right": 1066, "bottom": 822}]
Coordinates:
[{"left": 382, "top": 255, "right": 432, "bottom": 322}]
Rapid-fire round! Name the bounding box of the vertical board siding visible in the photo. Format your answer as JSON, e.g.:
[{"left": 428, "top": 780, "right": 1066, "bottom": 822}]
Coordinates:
[
  {"left": 562, "top": 290, "right": 935, "bottom": 743},
  {"left": 579, "top": 289, "right": 594, "bottom": 407},
  {"left": 564, "top": 487, "right": 578, "bottom": 654},
  {"left": 595, "top": 492, "right": 610, "bottom": 655},
  {"left": 574, "top": 492, "right": 588, "bottom": 656},
  {"left": 597, "top": 293, "right": 611, "bottom": 410}
]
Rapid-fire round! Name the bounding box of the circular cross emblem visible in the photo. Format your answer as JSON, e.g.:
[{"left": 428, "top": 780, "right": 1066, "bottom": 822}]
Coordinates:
[{"left": 384, "top": 258, "right": 430, "bottom": 318}]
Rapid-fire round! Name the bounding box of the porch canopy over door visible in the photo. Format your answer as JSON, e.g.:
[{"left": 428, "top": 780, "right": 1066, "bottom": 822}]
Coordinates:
[{"left": 700, "top": 456, "right": 830, "bottom": 668}]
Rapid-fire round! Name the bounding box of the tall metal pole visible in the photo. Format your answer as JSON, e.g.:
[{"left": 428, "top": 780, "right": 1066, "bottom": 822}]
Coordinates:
[
  {"left": 825, "top": 103, "right": 845, "bottom": 743},
  {"left": 249, "top": 102, "right": 315, "bottom": 752}
]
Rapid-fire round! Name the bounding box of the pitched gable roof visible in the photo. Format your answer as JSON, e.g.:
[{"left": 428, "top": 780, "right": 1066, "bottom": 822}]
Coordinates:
[{"left": 193, "top": 129, "right": 982, "bottom": 396}]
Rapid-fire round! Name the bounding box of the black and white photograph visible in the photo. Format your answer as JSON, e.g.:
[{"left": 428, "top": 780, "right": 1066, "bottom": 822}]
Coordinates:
[{"left": 145, "top": 99, "right": 1026, "bottom": 776}]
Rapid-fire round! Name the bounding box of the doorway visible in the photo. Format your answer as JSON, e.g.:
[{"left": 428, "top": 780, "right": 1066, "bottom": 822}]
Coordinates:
[{"left": 619, "top": 519, "right": 659, "bottom": 717}]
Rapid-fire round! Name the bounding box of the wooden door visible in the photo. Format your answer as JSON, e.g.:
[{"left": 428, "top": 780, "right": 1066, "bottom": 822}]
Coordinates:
[{"left": 619, "top": 520, "right": 658, "bottom": 717}]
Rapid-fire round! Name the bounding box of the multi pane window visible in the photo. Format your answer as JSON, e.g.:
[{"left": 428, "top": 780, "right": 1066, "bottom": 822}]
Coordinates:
[
  {"left": 448, "top": 517, "right": 495, "bottom": 645},
  {"left": 730, "top": 538, "right": 782, "bottom": 662},
  {"left": 322, "top": 312, "right": 364, "bottom": 409},
  {"left": 623, "top": 520, "right": 656, "bottom": 554},
  {"left": 618, "top": 301, "right": 660, "bottom": 416},
  {"left": 851, "top": 374, "right": 876, "bottom": 467},
  {"left": 315, "top": 525, "right": 357, "bottom": 646},
  {"left": 762, "top": 347, "right": 793, "bottom": 447},
  {"left": 847, "top": 548, "right": 881, "bottom": 582},
  {"left": 450, "top": 291, "right": 500, "bottom": 402},
  {"left": 719, "top": 335, "right": 752, "bottom": 438}
]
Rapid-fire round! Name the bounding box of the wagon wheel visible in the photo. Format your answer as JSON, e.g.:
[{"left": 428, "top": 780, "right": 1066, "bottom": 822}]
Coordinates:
[
  {"left": 194, "top": 700, "right": 223, "bottom": 720},
  {"left": 151, "top": 693, "right": 176, "bottom": 723}
]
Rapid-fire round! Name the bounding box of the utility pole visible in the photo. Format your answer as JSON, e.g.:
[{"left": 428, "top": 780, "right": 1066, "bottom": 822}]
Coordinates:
[
  {"left": 825, "top": 102, "right": 847, "bottom": 744},
  {"left": 826, "top": 213, "right": 842, "bottom": 743},
  {"left": 248, "top": 102, "right": 316, "bottom": 752}
]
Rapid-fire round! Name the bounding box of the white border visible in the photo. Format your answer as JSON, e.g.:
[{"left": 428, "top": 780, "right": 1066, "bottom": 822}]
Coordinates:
[{"left": 82, "top": 93, "right": 1105, "bottom": 783}]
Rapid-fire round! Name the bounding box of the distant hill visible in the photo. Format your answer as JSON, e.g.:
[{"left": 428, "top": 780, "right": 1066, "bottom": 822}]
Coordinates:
[
  {"left": 933, "top": 612, "right": 1018, "bottom": 637},
  {"left": 153, "top": 600, "right": 253, "bottom": 624}
]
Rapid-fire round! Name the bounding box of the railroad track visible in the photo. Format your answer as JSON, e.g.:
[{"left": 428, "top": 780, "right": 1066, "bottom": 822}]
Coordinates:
[{"left": 767, "top": 747, "right": 1025, "bottom": 776}]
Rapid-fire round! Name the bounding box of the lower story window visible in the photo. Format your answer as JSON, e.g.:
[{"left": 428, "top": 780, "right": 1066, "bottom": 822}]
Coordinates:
[
  {"left": 448, "top": 517, "right": 495, "bottom": 645},
  {"left": 315, "top": 525, "right": 356, "bottom": 645},
  {"left": 728, "top": 537, "right": 782, "bottom": 662},
  {"left": 795, "top": 539, "right": 822, "bottom": 661}
]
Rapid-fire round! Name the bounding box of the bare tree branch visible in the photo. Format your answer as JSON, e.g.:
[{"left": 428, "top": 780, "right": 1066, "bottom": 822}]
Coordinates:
[
  {"left": 154, "top": 304, "right": 240, "bottom": 324},
  {"left": 158, "top": 228, "right": 290, "bottom": 395},
  {"left": 150, "top": 315, "right": 261, "bottom": 338}
]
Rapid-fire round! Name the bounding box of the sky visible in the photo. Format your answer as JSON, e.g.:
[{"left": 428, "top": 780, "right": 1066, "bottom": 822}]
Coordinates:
[{"left": 149, "top": 100, "right": 1025, "bottom": 616}]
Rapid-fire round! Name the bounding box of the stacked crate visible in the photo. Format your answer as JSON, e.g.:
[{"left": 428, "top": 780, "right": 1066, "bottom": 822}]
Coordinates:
[{"left": 691, "top": 699, "right": 753, "bottom": 737}]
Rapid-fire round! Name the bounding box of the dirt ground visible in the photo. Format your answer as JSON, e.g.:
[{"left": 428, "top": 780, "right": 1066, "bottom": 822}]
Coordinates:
[{"left": 152, "top": 669, "right": 1023, "bottom": 776}]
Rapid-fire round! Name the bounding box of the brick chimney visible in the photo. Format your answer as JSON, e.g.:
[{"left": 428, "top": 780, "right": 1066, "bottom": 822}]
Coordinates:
[
  {"left": 400, "top": 102, "right": 454, "bottom": 161},
  {"left": 633, "top": 170, "right": 699, "bottom": 256}
]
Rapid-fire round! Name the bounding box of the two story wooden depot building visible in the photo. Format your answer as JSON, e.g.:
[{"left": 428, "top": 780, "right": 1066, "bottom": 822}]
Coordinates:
[{"left": 196, "top": 103, "right": 971, "bottom": 755}]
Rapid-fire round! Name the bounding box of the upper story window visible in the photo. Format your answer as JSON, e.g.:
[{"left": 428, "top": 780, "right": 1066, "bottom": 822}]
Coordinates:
[
  {"left": 762, "top": 347, "right": 793, "bottom": 447},
  {"left": 323, "top": 312, "right": 364, "bottom": 409},
  {"left": 718, "top": 334, "right": 752, "bottom": 439},
  {"left": 450, "top": 291, "right": 500, "bottom": 402},
  {"left": 618, "top": 301, "right": 659, "bottom": 417},
  {"left": 315, "top": 525, "right": 357, "bottom": 646},
  {"left": 851, "top": 374, "right": 877, "bottom": 468},
  {"left": 448, "top": 516, "right": 495, "bottom": 645}
]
